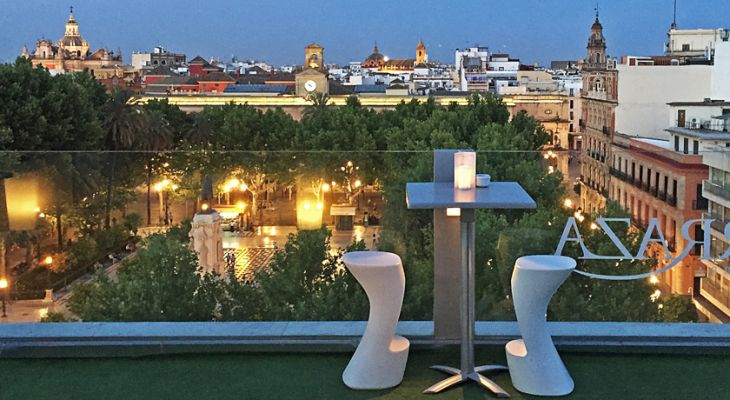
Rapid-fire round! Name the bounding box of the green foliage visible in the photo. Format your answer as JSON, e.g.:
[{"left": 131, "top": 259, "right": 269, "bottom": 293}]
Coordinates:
[
  {"left": 220, "top": 228, "right": 369, "bottom": 321},
  {"left": 40, "top": 311, "right": 70, "bottom": 322},
  {"left": 659, "top": 295, "right": 699, "bottom": 322},
  {"left": 68, "top": 234, "right": 222, "bottom": 321},
  {"left": 91, "top": 224, "right": 129, "bottom": 252},
  {"left": 67, "top": 237, "right": 98, "bottom": 268},
  {"left": 166, "top": 219, "right": 192, "bottom": 243},
  {"left": 123, "top": 213, "right": 142, "bottom": 236},
  {"left": 0, "top": 63, "right": 674, "bottom": 324}
]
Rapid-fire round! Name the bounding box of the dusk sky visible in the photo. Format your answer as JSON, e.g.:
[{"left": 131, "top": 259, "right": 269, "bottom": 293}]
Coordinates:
[{"left": 2, "top": 0, "right": 729, "bottom": 66}]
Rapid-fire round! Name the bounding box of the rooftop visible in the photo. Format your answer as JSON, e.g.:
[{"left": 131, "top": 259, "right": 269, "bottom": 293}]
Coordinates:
[
  {"left": 2, "top": 346, "right": 727, "bottom": 399},
  {"left": 0, "top": 321, "right": 729, "bottom": 398}
]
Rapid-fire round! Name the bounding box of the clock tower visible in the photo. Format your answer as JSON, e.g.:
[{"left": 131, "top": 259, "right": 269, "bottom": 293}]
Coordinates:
[{"left": 296, "top": 43, "right": 329, "bottom": 97}]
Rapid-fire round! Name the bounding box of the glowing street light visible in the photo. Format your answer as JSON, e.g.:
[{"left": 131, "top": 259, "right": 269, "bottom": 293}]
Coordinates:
[
  {"left": 201, "top": 203, "right": 209, "bottom": 211},
  {"left": 239, "top": 183, "right": 248, "bottom": 192},
  {"left": 563, "top": 198, "right": 573, "bottom": 209},
  {"left": 236, "top": 201, "right": 246, "bottom": 211},
  {"left": 44, "top": 256, "right": 53, "bottom": 266},
  {"left": 354, "top": 180, "right": 362, "bottom": 188},
  {"left": 322, "top": 183, "right": 331, "bottom": 192},
  {"left": 649, "top": 276, "right": 659, "bottom": 285},
  {"left": 590, "top": 222, "right": 599, "bottom": 230}
]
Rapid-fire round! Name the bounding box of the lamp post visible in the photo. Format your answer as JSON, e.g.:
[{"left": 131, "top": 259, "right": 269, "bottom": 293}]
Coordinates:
[{"left": 0, "top": 277, "right": 8, "bottom": 318}]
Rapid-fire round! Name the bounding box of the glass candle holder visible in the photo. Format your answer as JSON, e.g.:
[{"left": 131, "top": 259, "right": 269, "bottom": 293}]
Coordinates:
[{"left": 454, "top": 151, "right": 476, "bottom": 191}]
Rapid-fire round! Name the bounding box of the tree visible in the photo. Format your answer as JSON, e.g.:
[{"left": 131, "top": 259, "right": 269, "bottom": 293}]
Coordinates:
[
  {"left": 67, "top": 233, "right": 222, "bottom": 321},
  {"left": 659, "top": 295, "right": 699, "bottom": 322},
  {"left": 220, "top": 228, "right": 369, "bottom": 321},
  {"left": 138, "top": 109, "right": 173, "bottom": 226},
  {"left": 101, "top": 88, "right": 145, "bottom": 228}
]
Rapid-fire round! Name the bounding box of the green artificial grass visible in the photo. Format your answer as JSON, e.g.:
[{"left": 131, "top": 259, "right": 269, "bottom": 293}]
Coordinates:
[{"left": 0, "top": 347, "right": 727, "bottom": 400}]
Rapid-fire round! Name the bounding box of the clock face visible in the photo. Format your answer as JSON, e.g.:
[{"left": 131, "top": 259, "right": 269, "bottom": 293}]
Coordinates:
[{"left": 305, "top": 80, "right": 317, "bottom": 92}]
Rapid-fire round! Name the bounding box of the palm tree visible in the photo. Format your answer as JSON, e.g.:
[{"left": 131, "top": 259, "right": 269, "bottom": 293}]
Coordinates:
[
  {"left": 102, "top": 89, "right": 145, "bottom": 229},
  {"left": 139, "top": 110, "right": 173, "bottom": 226},
  {"left": 303, "top": 92, "right": 331, "bottom": 119}
]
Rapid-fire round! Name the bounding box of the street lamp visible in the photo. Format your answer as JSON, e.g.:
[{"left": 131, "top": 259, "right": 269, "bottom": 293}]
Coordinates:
[{"left": 0, "top": 278, "right": 7, "bottom": 318}]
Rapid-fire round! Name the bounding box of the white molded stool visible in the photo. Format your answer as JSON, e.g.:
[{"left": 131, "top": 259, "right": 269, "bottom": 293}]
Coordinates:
[
  {"left": 342, "top": 251, "right": 410, "bottom": 390},
  {"left": 505, "top": 255, "right": 576, "bottom": 397}
]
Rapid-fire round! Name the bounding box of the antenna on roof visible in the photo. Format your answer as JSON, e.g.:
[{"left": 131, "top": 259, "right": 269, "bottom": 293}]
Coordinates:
[
  {"left": 671, "top": 0, "right": 678, "bottom": 29},
  {"left": 595, "top": 1, "right": 599, "bottom": 19}
]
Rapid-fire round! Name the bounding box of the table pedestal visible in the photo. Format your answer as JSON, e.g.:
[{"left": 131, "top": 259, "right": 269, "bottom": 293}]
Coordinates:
[{"left": 423, "top": 209, "right": 510, "bottom": 397}]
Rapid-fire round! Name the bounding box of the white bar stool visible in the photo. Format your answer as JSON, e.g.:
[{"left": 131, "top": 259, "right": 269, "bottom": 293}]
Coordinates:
[
  {"left": 342, "top": 251, "right": 410, "bottom": 390},
  {"left": 505, "top": 255, "right": 575, "bottom": 397}
]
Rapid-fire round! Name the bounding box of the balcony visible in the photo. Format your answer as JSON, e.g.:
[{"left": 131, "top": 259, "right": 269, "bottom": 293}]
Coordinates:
[
  {"left": 704, "top": 212, "right": 727, "bottom": 232},
  {"left": 701, "top": 278, "right": 730, "bottom": 314},
  {"left": 586, "top": 90, "right": 609, "bottom": 101},
  {"left": 658, "top": 190, "right": 667, "bottom": 201},
  {"left": 675, "top": 119, "right": 727, "bottom": 132},
  {"left": 703, "top": 180, "right": 730, "bottom": 202},
  {"left": 667, "top": 195, "right": 677, "bottom": 207},
  {"left": 602, "top": 126, "right": 611, "bottom": 135}
]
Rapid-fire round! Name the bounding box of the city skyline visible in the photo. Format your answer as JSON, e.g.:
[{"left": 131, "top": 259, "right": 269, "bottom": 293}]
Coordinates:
[{"left": 2, "top": 0, "right": 730, "bottom": 66}]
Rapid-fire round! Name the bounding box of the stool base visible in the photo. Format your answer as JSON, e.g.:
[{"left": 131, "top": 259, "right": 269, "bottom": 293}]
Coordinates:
[{"left": 423, "top": 365, "right": 510, "bottom": 397}]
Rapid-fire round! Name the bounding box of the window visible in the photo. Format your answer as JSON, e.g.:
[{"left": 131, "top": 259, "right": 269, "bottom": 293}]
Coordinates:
[
  {"left": 570, "top": 100, "right": 574, "bottom": 109},
  {"left": 647, "top": 168, "right": 652, "bottom": 186},
  {"left": 682, "top": 44, "right": 691, "bottom": 51},
  {"left": 683, "top": 138, "right": 689, "bottom": 154},
  {"left": 674, "top": 135, "right": 680, "bottom": 151},
  {"left": 677, "top": 109, "right": 686, "bottom": 127},
  {"left": 693, "top": 140, "right": 699, "bottom": 155}
]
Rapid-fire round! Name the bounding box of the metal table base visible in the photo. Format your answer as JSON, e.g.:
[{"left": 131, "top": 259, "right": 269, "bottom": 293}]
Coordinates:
[{"left": 423, "top": 209, "right": 510, "bottom": 397}]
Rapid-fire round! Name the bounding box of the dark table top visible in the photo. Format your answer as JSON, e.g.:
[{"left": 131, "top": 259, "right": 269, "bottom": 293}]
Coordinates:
[{"left": 406, "top": 182, "right": 536, "bottom": 210}]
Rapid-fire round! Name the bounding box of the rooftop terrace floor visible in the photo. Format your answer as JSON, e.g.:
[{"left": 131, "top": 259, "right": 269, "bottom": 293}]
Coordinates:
[{"left": 1, "top": 347, "right": 727, "bottom": 400}]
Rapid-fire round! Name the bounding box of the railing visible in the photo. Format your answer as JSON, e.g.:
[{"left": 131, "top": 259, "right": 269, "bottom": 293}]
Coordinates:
[
  {"left": 703, "top": 180, "right": 730, "bottom": 202},
  {"left": 666, "top": 195, "right": 677, "bottom": 207},
  {"left": 602, "top": 126, "right": 611, "bottom": 135},
  {"left": 701, "top": 277, "right": 730, "bottom": 310},
  {"left": 651, "top": 186, "right": 659, "bottom": 197},
  {"left": 658, "top": 191, "right": 667, "bottom": 201},
  {"left": 675, "top": 119, "right": 727, "bottom": 132},
  {"left": 704, "top": 212, "right": 727, "bottom": 232},
  {"left": 609, "top": 167, "right": 627, "bottom": 180}
]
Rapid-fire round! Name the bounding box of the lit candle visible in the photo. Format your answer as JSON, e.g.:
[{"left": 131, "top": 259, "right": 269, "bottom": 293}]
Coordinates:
[{"left": 454, "top": 151, "right": 476, "bottom": 191}]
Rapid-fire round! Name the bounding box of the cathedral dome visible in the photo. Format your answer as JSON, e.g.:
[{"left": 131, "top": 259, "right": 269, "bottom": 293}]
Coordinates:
[
  {"left": 59, "top": 36, "right": 86, "bottom": 47},
  {"left": 365, "top": 45, "right": 385, "bottom": 61}
]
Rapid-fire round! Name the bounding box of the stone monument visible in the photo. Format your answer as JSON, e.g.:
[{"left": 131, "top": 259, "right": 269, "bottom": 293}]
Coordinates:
[{"left": 189, "top": 175, "right": 225, "bottom": 274}]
